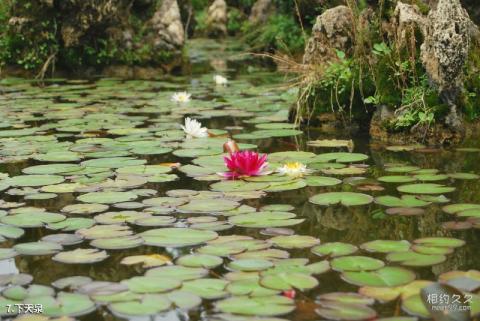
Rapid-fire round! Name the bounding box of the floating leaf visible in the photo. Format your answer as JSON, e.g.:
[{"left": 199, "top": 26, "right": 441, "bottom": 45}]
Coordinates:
[
  {"left": 216, "top": 295, "right": 295, "bottom": 316},
  {"left": 309, "top": 192, "right": 373, "bottom": 206},
  {"left": 342, "top": 267, "right": 416, "bottom": 287},
  {"left": 331, "top": 256, "right": 385, "bottom": 272},
  {"left": 269, "top": 235, "right": 320, "bottom": 249},
  {"left": 397, "top": 183, "right": 455, "bottom": 194},
  {"left": 52, "top": 248, "right": 109, "bottom": 264},
  {"left": 177, "top": 254, "right": 223, "bottom": 268},
  {"left": 140, "top": 228, "right": 218, "bottom": 247},
  {"left": 361, "top": 240, "right": 411, "bottom": 253},
  {"left": 228, "top": 212, "right": 304, "bottom": 228},
  {"left": 386, "top": 251, "right": 446, "bottom": 267},
  {"left": 122, "top": 276, "right": 181, "bottom": 293},
  {"left": 77, "top": 191, "right": 138, "bottom": 204},
  {"left": 312, "top": 242, "right": 358, "bottom": 258},
  {"left": 260, "top": 273, "right": 318, "bottom": 291}
]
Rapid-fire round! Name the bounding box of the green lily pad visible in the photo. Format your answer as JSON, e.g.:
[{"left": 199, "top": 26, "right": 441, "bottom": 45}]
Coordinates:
[
  {"left": 386, "top": 251, "right": 446, "bottom": 267},
  {"left": 146, "top": 265, "right": 208, "bottom": 281},
  {"left": 182, "top": 278, "right": 229, "bottom": 299},
  {"left": 316, "top": 301, "right": 377, "bottom": 320},
  {"left": 228, "top": 259, "right": 274, "bottom": 272},
  {"left": 77, "top": 224, "right": 132, "bottom": 239},
  {"left": 178, "top": 199, "right": 240, "bottom": 213},
  {"left": 305, "top": 176, "right": 342, "bottom": 187},
  {"left": 269, "top": 235, "right": 320, "bottom": 249},
  {"left": 0, "top": 248, "right": 18, "bottom": 260},
  {"left": 61, "top": 203, "right": 109, "bottom": 215},
  {"left": 77, "top": 191, "right": 138, "bottom": 204},
  {"left": 397, "top": 183, "right": 455, "bottom": 194},
  {"left": 109, "top": 294, "right": 171, "bottom": 317},
  {"left": 414, "top": 237, "right": 465, "bottom": 248},
  {"left": 122, "top": 276, "right": 181, "bottom": 293},
  {"left": 226, "top": 279, "right": 279, "bottom": 297},
  {"left": 176, "top": 254, "right": 223, "bottom": 268},
  {"left": 314, "top": 152, "right": 368, "bottom": 163},
  {"left": 312, "top": 242, "right": 358, "bottom": 258},
  {"left": 91, "top": 236, "right": 143, "bottom": 250},
  {"left": 25, "top": 292, "right": 95, "bottom": 317},
  {"left": 6, "top": 175, "right": 64, "bottom": 187},
  {"left": 442, "top": 203, "right": 480, "bottom": 214},
  {"left": 378, "top": 176, "right": 417, "bottom": 183},
  {"left": 0, "top": 225, "right": 24, "bottom": 239},
  {"left": 260, "top": 272, "right": 318, "bottom": 291},
  {"left": 361, "top": 240, "right": 411, "bottom": 253},
  {"left": 331, "top": 256, "right": 385, "bottom": 272},
  {"left": 228, "top": 212, "right": 304, "bottom": 228},
  {"left": 81, "top": 157, "right": 146, "bottom": 168},
  {"left": 216, "top": 295, "right": 295, "bottom": 316},
  {"left": 309, "top": 192, "right": 373, "bottom": 206},
  {"left": 375, "top": 195, "right": 430, "bottom": 208},
  {"left": 140, "top": 228, "right": 218, "bottom": 247},
  {"left": 14, "top": 241, "right": 62, "bottom": 255},
  {"left": 52, "top": 248, "right": 109, "bottom": 264},
  {"left": 342, "top": 267, "right": 416, "bottom": 287}
]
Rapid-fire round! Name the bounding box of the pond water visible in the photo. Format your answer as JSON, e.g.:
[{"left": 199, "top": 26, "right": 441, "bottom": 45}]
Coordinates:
[{"left": 0, "top": 39, "right": 479, "bottom": 321}]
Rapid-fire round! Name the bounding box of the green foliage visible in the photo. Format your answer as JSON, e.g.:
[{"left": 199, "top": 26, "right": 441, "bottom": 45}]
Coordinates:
[
  {"left": 244, "top": 14, "right": 305, "bottom": 54},
  {"left": 463, "top": 45, "right": 480, "bottom": 120},
  {"left": 191, "top": 0, "right": 210, "bottom": 11},
  {"left": 0, "top": 1, "right": 58, "bottom": 71},
  {"left": 227, "top": 8, "right": 244, "bottom": 35},
  {"left": 390, "top": 77, "right": 439, "bottom": 129},
  {"left": 195, "top": 9, "right": 209, "bottom": 35}
]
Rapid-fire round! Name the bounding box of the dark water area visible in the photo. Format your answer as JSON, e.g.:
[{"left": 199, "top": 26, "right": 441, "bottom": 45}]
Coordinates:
[{"left": 0, "top": 39, "right": 479, "bottom": 321}]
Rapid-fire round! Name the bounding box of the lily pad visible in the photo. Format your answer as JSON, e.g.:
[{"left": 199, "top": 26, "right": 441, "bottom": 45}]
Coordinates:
[
  {"left": 122, "top": 276, "right": 181, "bottom": 293},
  {"left": 216, "top": 295, "right": 295, "bottom": 316},
  {"left": 397, "top": 183, "right": 455, "bottom": 194},
  {"left": 331, "top": 256, "right": 385, "bottom": 272},
  {"left": 312, "top": 242, "right": 358, "bottom": 258},
  {"left": 228, "top": 212, "right": 304, "bottom": 228},
  {"left": 177, "top": 254, "right": 223, "bottom": 268},
  {"left": 309, "top": 192, "right": 373, "bottom": 206},
  {"left": 260, "top": 273, "right": 318, "bottom": 291},
  {"left": 361, "top": 240, "right": 411, "bottom": 253},
  {"left": 269, "top": 235, "right": 320, "bottom": 249},
  {"left": 341, "top": 267, "right": 416, "bottom": 287},
  {"left": 52, "top": 248, "right": 109, "bottom": 264},
  {"left": 141, "top": 228, "right": 218, "bottom": 247}
]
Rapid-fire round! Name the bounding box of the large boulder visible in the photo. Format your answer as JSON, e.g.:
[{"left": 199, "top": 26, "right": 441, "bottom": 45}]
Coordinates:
[
  {"left": 303, "top": 5, "right": 354, "bottom": 65},
  {"left": 149, "top": 0, "right": 185, "bottom": 51},
  {"left": 249, "top": 0, "right": 274, "bottom": 25},
  {"left": 206, "top": 0, "right": 228, "bottom": 37},
  {"left": 420, "top": 0, "right": 471, "bottom": 129},
  {"left": 392, "top": 2, "right": 427, "bottom": 46}
]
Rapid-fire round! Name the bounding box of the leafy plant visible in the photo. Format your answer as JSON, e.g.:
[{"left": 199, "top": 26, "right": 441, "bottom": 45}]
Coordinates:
[{"left": 243, "top": 14, "right": 306, "bottom": 54}]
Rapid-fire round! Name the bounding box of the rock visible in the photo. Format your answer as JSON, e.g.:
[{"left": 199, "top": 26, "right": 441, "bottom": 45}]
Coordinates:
[
  {"left": 303, "top": 5, "right": 354, "bottom": 65},
  {"left": 249, "top": 0, "right": 274, "bottom": 25},
  {"left": 57, "top": 0, "right": 121, "bottom": 48},
  {"left": 392, "top": 2, "right": 427, "bottom": 46},
  {"left": 206, "top": 0, "right": 228, "bottom": 37},
  {"left": 149, "top": 0, "right": 185, "bottom": 51},
  {"left": 420, "top": 0, "right": 470, "bottom": 129}
]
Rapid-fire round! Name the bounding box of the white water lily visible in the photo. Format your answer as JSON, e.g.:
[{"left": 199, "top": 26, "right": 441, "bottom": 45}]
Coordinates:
[
  {"left": 181, "top": 117, "right": 208, "bottom": 138},
  {"left": 214, "top": 75, "right": 228, "bottom": 86},
  {"left": 277, "top": 162, "right": 311, "bottom": 178},
  {"left": 171, "top": 91, "right": 191, "bottom": 103}
]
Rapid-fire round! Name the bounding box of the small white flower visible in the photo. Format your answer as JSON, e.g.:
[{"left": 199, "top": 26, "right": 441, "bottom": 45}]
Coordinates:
[
  {"left": 277, "top": 162, "right": 311, "bottom": 178},
  {"left": 171, "top": 92, "right": 191, "bottom": 103},
  {"left": 181, "top": 117, "right": 208, "bottom": 138},
  {"left": 214, "top": 75, "right": 228, "bottom": 86}
]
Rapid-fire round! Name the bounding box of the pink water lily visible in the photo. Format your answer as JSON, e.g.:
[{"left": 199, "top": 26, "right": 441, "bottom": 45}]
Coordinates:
[{"left": 221, "top": 150, "right": 269, "bottom": 179}]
